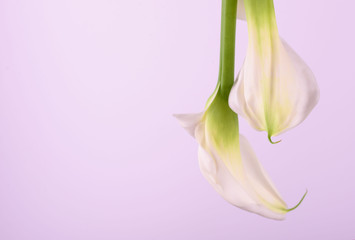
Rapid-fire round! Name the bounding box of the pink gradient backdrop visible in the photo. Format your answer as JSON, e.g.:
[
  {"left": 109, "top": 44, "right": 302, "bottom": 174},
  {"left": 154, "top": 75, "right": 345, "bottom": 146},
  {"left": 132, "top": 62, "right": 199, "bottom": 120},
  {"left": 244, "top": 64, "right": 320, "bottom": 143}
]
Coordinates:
[{"left": 0, "top": 0, "right": 354, "bottom": 239}]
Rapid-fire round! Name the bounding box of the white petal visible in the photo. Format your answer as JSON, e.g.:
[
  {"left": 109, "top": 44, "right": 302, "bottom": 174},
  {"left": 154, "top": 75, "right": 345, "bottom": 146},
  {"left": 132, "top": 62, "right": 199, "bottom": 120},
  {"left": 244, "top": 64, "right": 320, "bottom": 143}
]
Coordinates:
[
  {"left": 196, "top": 122, "right": 256, "bottom": 210},
  {"left": 229, "top": 64, "right": 266, "bottom": 132},
  {"left": 195, "top": 121, "right": 287, "bottom": 220},
  {"left": 198, "top": 146, "right": 218, "bottom": 185},
  {"left": 173, "top": 112, "right": 204, "bottom": 137},
  {"left": 276, "top": 39, "right": 320, "bottom": 135},
  {"left": 239, "top": 134, "right": 287, "bottom": 216},
  {"left": 229, "top": 38, "right": 320, "bottom": 137}
]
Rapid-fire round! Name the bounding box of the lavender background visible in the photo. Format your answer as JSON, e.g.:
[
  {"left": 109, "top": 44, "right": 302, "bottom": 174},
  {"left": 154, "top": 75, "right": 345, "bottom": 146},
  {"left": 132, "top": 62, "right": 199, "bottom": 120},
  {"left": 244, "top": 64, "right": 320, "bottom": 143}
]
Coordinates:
[{"left": 1, "top": 0, "right": 354, "bottom": 239}]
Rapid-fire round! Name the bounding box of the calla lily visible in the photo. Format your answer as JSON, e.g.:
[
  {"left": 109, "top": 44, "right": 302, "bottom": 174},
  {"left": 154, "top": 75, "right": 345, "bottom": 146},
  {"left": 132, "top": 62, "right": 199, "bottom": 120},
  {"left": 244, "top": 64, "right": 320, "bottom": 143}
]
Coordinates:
[
  {"left": 175, "top": 84, "right": 306, "bottom": 220},
  {"left": 175, "top": 0, "right": 306, "bottom": 219},
  {"left": 229, "top": 0, "right": 320, "bottom": 143}
]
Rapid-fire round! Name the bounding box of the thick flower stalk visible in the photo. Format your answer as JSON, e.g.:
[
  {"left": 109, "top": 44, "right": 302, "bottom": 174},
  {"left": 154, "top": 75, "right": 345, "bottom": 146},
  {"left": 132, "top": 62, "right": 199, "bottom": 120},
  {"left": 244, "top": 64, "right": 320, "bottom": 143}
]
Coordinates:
[
  {"left": 229, "top": 0, "right": 320, "bottom": 143},
  {"left": 175, "top": 0, "right": 305, "bottom": 220}
]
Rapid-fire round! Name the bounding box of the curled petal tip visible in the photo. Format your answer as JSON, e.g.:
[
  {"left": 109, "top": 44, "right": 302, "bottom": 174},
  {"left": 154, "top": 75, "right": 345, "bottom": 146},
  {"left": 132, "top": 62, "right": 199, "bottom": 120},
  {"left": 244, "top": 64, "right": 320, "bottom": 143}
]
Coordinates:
[
  {"left": 268, "top": 134, "right": 281, "bottom": 144},
  {"left": 286, "top": 189, "right": 308, "bottom": 212}
]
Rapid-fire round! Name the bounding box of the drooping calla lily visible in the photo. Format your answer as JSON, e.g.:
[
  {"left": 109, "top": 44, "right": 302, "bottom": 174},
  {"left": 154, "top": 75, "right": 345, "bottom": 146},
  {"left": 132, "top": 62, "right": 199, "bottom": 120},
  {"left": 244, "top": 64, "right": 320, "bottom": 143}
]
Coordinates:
[
  {"left": 229, "top": 0, "right": 320, "bottom": 143},
  {"left": 175, "top": 0, "right": 305, "bottom": 219},
  {"left": 175, "top": 83, "right": 306, "bottom": 220}
]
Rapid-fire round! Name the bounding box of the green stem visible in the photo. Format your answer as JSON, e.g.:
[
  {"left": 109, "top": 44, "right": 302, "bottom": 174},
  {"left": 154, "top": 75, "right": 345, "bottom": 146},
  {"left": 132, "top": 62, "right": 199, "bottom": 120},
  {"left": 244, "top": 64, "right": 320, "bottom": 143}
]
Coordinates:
[{"left": 218, "top": 0, "right": 238, "bottom": 98}]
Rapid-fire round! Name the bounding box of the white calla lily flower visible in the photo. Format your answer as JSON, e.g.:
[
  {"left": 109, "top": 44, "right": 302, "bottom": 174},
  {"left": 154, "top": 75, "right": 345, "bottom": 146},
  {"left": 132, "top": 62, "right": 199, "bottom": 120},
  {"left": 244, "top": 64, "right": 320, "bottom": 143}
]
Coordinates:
[
  {"left": 175, "top": 84, "right": 305, "bottom": 220},
  {"left": 230, "top": 0, "right": 320, "bottom": 143}
]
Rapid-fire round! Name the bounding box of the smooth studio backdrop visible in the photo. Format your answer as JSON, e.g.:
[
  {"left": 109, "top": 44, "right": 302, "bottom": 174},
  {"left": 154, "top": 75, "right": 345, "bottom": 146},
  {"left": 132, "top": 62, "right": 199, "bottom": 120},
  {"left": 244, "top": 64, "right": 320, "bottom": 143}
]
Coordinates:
[{"left": 0, "top": 0, "right": 354, "bottom": 239}]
